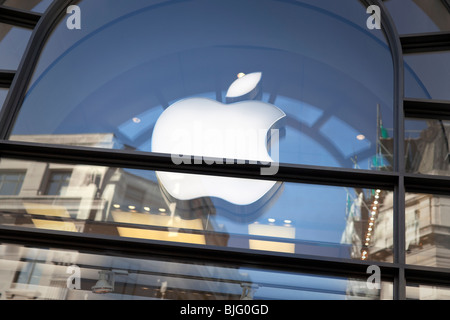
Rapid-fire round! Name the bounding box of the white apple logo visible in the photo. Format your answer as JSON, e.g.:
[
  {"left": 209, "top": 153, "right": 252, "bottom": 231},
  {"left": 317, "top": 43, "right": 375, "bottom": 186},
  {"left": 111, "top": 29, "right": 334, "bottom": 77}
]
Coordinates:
[{"left": 151, "top": 72, "right": 285, "bottom": 206}]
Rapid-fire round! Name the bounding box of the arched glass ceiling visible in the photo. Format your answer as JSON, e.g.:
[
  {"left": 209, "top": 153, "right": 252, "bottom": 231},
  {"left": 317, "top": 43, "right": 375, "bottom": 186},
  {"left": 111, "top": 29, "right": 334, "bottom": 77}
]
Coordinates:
[{"left": 7, "top": 0, "right": 403, "bottom": 171}]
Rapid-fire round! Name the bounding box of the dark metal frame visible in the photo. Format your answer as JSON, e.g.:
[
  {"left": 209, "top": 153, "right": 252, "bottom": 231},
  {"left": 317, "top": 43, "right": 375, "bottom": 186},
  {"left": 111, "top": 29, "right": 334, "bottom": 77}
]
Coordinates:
[{"left": 0, "top": 0, "right": 449, "bottom": 300}]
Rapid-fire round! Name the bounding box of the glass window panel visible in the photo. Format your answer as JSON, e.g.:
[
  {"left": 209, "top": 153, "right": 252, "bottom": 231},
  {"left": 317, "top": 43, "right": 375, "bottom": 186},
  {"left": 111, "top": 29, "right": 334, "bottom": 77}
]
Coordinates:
[
  {"left": 405, "top": 52, "right": 450, "bottom": 102},
  {"left": 0, "top": 88, "right": 8, "bottom": 112},
  {"left": 44, "top": 171, "right": 71, "bottom": 196},
  {"left": 407, "top": 282, "right": 450, "bottom": 300},
  {"left": 384, "top": 0, "right": 450, "bottom": 34},
  {"left": 0, "top": 156, "right": 393, "bottom": 262},
  {"left": 405, "top": 118, "right": 450, "bottom": 176},
  {"left": 404, "top": 192, "right": 450, "bottom": 268},
  {"left": 0, "top": 23, "right": 32, "bottom": 70},
  {"left": 2, "top": 0, "right": 54, "bottom": 13},
  {"left": 9, "top": 0, "right": 394, "bottom": 171},
  {"left": 0, "top": 242, "right": 393, "bottom": 300}
]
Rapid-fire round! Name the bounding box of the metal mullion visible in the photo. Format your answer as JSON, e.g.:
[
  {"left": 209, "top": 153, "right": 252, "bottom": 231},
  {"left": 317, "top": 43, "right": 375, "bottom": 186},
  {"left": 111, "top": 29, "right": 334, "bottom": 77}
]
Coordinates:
[
  {"left": 0, "top": 224, "right": 398, "bottom": 284},
  {"left": 0, "top": 5, "right": 41, "bottom": 29},
  {"left": 0, "top": 140, "right": 398, "bottom": 189},
  {"left": 405, "top": 173, "right": 450, "bottom": 195},
  {"left": 372, "top": 0, "right": 406, "bottom": 299},
  {"left": 401, "top": 32, "right": 450, "bottom": 54}
]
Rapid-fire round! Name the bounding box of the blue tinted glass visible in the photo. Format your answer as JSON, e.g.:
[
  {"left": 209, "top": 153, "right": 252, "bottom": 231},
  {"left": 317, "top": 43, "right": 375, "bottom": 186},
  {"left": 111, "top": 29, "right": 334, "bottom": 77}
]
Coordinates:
[
  {"left": 3, "top": 0, "right": 54, "bottom": 13},
  {"left": 0, "top": 88, "right": 8, "bottom": 112},
  {"left": 0, "top": 23, "right": 32, "bottom": 70},
  {"left": 405, "top": 52, "right": 450, "bottom": 101},
  {"left": 10, "top": 0, "right": 395, "bottom": 171},
  {"left": 385, "top": 0, "right": 450, "bottom": 34}
]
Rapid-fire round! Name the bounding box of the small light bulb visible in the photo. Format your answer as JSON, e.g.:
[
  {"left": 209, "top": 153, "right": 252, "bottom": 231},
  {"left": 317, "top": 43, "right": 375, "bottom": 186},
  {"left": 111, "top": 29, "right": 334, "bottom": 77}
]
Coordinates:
[{"left": 237, "top": 72, "right": 246, "bottom": 78}]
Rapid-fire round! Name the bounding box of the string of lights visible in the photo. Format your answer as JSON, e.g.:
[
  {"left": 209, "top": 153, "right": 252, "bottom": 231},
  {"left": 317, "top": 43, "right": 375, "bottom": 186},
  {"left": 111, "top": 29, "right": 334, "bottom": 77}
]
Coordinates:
[{"left": 361, "top": 189, "right": 381, "bottom": 260}]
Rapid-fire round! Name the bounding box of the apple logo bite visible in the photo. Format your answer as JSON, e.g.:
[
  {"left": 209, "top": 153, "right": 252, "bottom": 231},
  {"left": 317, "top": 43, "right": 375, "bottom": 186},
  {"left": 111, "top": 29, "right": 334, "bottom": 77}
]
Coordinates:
[{"left": 151, "top": 72, "right": 286, "bottom": 206}]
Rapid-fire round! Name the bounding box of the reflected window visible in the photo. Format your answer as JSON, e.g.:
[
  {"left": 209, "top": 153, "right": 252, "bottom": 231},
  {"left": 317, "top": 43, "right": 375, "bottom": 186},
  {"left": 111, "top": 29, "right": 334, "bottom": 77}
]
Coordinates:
[
  {"left": 44, "top": 171, "right": 71, "bottom": 196},
  {"left": 0, "top": 171, "right": 25, "bottom": 195}
]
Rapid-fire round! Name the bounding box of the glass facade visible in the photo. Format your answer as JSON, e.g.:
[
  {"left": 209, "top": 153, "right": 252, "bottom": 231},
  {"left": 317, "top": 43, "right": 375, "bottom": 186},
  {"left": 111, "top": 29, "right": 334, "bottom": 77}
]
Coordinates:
[{"left": 0, "top": 0, "right": 449, "bottom": 301}]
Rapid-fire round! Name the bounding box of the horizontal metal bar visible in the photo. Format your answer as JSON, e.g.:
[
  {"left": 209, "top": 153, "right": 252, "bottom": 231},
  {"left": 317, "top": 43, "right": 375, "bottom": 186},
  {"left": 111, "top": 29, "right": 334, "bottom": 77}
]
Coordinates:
[
  {"left": 0, "top": 225, "right": 398, "bottom": 281},
  {"left": 0, "top": 5, "right": 41, "bottom": 29},
  {"left": 404, "top": 98, "right": 450, "bottom": 120},
  {"left": 401, "top": 32, "right": 450, "bottom": 54},
  {"left": 404, "top": 173, "right": 450, "bottom": 196},
  {"left": 0, "top": 70, "right": 15, "bottom": 88},
  {"left": 0, "top": 140, "right": 397, "bottom": 189},
  {"left": 405, "top": 264, "right": 450, "bottom": 286}
]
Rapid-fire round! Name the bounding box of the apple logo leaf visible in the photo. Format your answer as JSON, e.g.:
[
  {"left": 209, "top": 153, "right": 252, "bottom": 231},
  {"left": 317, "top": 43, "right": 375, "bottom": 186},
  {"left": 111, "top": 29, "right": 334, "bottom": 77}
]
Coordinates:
[{"left": 226, "top": 72, "right": 262, "bottom": 104}]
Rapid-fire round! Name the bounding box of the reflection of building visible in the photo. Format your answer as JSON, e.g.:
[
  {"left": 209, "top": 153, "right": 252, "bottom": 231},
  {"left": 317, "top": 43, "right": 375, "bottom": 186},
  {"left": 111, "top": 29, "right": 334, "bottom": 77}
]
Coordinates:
[
  {"left": 345, "top": 122, "right": 450, "bottom": 299},
  {"left": 3, "top": 134, "right": 228, "bottom": 246},
  {"left": 0, "top": 134, "right": 242, "bottom": 299}
]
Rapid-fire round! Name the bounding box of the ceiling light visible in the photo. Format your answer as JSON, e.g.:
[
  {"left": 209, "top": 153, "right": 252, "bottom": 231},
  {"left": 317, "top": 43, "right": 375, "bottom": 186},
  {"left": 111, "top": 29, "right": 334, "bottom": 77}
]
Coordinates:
[
  {"left": 356, "top": 134, "right": 365, "bottom": 140},
  {"left": 92, "top": 271, "right": 114, "bottom": 294},
  {"left": 113, "top": 204, "right": 120, "bottom": 209},
  {"left": 283, "top": 219, "right": 292, "bottom": 224},
  {"left": 128, "top": 205, "right": 136, "bottom": 210},
  {"left": 237, "top": 72, "right": 246, "bottom": 79},
  {"left": 159, "top": 208, "right": 166, "bottom": 213},
  {"left": 144, "top": 207, "right": 150, "bottom": 211},
  {"left": 133, "top": 117, "right": 141, "bottom": 123},
  {"left": 268, "top": 218, "right": 275, "bottom": 223}
]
